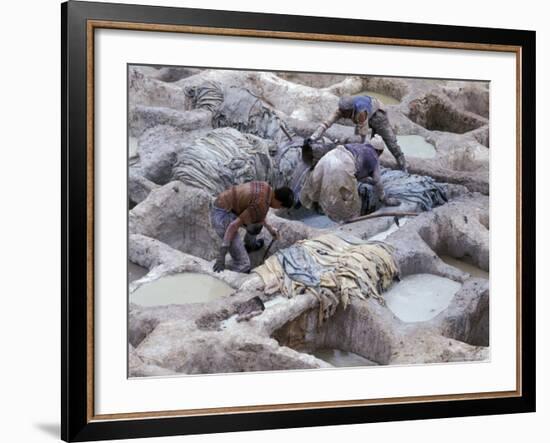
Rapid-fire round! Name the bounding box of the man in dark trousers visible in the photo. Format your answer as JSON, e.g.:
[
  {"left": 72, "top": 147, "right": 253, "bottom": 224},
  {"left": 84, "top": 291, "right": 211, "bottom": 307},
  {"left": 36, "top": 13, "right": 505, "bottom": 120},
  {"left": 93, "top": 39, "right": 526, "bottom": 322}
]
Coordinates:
[
  {"left": 346, "top": 135, "right": 401, "bottom": 207},
  {"left": 210, "top": 181, "right": 295, "bottom": 273},
  {"left": 309, "top": 94, "right": 408, "bottom": 172}
]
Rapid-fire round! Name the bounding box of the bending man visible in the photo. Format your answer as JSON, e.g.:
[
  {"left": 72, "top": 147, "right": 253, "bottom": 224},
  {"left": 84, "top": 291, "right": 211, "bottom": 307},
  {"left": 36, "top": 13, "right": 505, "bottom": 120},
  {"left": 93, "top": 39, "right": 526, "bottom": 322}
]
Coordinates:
[
  {"left": 301, "top": 135, "right": 399, "bottom": 222},
  {"left": 347, "top": 135, "right": 400, "bottom": 208},
  {"left": 309, "top": 94, "right": 407, "bottom": 172},
  {"left": 211, "top": 181, "right": 295, "bottom": 273}
]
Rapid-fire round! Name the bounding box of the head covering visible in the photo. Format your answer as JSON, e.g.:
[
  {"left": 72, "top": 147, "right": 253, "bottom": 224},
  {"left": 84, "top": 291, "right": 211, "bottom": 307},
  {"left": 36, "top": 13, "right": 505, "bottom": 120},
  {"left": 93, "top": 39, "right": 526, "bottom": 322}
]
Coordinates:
[
  {"left": 370, "top": 134, "right": 386, "bottom": 152},
  {"left": 338, "top": 95, "right": 374, "bottom": 120},
  {"left": 338, "top": 96, "right": 355, "bottom": 112},
  {"left": 352, "top": 95, "right": 374, "bottom": 115}
]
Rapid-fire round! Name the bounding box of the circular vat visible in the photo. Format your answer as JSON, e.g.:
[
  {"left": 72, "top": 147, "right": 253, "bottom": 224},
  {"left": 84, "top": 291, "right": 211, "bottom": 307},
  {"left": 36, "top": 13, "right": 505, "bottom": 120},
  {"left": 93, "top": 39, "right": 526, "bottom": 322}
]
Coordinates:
[{"left": 131, "top": 273, "right": 234, "bottom": 307}]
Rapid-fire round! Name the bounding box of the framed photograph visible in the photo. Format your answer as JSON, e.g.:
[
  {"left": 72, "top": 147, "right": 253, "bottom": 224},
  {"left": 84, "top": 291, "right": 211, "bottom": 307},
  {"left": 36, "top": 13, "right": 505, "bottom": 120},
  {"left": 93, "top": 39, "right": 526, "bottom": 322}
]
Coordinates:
[{"left": 61, "top": 1, "right": 535, "bottom": 441}]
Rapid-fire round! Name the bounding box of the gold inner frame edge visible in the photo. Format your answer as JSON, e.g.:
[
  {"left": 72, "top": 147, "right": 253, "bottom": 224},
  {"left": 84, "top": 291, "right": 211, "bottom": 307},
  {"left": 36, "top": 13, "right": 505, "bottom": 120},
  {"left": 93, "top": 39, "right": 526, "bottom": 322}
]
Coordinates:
[{"left": 85, "top": 19, "right": 523, "bottom": 423}]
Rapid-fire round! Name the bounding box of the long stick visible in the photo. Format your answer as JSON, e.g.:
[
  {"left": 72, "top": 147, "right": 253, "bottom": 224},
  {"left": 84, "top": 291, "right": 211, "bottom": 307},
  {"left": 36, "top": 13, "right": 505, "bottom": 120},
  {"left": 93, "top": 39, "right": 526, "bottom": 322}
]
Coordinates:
[
  {"left": 343, "top": 211, "right": 420, "bottom": 225},
  {"left": 262, "top": 238, "right": 276, "bottom": 262},
  {"left": 279, "top": 124, "right": 294, "bottom": 142}
]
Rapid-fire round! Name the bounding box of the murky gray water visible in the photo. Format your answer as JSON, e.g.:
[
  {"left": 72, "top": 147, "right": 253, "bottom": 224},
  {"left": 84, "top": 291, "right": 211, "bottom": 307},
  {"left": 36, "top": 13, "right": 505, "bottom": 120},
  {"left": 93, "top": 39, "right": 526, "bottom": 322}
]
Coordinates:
[
  {"left": 128, "top": 261, "right": 148, "bottom": 283},
  {"left": 368, "top": 218, "right": 410, "bottom": 241},
  {"left": 358, "top": 90, "right": 400, "bottom": 106},
  {"left": 312, "top": 348, "right": 378, "bottom": 367},
  {"left": 281, "top": 206, "right": 338, "bottom": 229},
  {"left": 440, "top": 255, "right": 489, "bottom": 279},
  {"left": 131, "top": 273, "right": 234, "bottom": 307},
  {"left": 396, "top": 135, "right": 437, "bottom": 159},
  {"left": 384, "top": 274, "right": 461, "bottom": 322}
]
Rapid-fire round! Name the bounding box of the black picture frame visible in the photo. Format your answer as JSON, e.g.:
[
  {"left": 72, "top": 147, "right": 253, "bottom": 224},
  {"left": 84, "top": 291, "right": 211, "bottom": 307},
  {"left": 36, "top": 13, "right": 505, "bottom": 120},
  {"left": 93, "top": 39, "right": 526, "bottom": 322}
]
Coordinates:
[{"left": 61, "top": 1, "right": 536, "bottom": 441}]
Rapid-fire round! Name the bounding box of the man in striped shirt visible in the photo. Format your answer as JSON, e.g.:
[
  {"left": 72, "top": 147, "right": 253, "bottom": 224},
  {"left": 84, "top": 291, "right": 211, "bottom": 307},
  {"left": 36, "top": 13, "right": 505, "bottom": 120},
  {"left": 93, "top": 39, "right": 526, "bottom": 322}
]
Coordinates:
[
  {"left": 309, "top": 95, "right": 407, "bottom": 172},
  {"left": 211, "top": 181, "right": 295, "bottom": 273}
]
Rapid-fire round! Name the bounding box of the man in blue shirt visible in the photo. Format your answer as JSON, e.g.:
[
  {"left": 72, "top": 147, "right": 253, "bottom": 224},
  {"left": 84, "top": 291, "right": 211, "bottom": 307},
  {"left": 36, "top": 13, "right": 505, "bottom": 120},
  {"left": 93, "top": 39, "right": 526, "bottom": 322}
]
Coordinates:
[{"left": 309, "top": 95, "right": 407, "bottom": 172}]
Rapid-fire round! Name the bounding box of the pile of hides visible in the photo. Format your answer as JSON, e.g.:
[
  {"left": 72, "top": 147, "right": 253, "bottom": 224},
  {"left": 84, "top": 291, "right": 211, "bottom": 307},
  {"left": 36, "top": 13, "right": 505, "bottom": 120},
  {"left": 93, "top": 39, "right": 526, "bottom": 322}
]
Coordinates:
[
  {"left": 300, "top": 147, "right": 448, "bottom": 220},
  {"left": 185, "top": 82, "right": 291, "bottom": 145},
  {"left": 172, "top": 128, "right": 273, "bottom": 195},
  {"left": 254, "top": 233, "right": 398, "bottom": 323},
  {"left": 301, "top": 138, "right": 338, "bottom": 168},
  {"left": 183, "top": 80, "right": 224, "bottom": 112},
  {"left": 273, "top": 136, "right": 339, "bottom": 199},
  {"left": 300, "top": 145, "right": 361, "bottom": 222},
  {"left": 271, "top": 136, "right": 310, "bottom": 193},
  {"left": 212, "top": 86, "right": 292, "bottom": 144},
  {"left": 359, "top": 168, "right": 448, "bottom": 214}
]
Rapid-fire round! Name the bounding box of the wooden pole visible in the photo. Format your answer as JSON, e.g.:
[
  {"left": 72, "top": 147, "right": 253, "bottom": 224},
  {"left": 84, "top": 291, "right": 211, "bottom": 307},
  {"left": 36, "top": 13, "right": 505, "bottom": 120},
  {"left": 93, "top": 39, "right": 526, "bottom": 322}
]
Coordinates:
[
  {"left": 280, "top": 124, "right": 294, "bottom": 142},
  {"left": 343, "top": 211, "right": 420, "bottom": 225}
]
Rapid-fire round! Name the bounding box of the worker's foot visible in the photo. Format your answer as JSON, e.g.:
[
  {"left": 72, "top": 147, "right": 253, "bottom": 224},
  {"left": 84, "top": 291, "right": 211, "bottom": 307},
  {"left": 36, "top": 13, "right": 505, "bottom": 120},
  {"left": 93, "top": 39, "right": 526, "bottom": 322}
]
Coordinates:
[{"left": 245, "top": 238, "right": 265, "bottom": 252}]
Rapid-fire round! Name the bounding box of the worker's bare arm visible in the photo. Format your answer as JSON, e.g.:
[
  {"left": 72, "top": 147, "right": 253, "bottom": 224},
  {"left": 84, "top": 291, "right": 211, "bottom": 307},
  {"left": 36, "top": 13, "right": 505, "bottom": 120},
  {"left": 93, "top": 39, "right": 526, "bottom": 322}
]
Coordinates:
[
  {"left": 311, "top": 109, "right": 342, "bottom": 141},
  {"left": 356, "top": 113, "right": 369, "bottom": 143},
  {"left": 262, "top": 220, "right": 279, "bottom": 240},
  {"left": 222, "top": 217, "right": 244, "bottom": 246}
]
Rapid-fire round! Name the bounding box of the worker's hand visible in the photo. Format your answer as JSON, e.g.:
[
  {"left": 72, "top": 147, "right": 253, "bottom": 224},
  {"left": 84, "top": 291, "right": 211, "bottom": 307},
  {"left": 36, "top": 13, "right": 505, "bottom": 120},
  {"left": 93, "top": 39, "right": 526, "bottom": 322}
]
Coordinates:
[
  {"left": 269, "top": 227, "right": 279, "bottom": 240},
  {"left": 213, "top": 257, "right": 225, "bottom": 273},
  {"left": 213, "top": 246, "right": 228, "bottom": 272},
  {"left": 384, "top": 196, "right": 401, "bottom": 207}
]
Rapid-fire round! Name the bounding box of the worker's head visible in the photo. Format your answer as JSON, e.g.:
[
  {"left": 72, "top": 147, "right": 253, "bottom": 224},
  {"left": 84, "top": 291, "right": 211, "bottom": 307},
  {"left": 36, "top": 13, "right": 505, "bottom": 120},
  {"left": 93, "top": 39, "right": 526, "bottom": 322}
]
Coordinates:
[
  {"left": 371, "top": 134, "right": 386, "bottom": 157},
  {"left": 338, "top": 96, "right": 354, "bottom": 111},
  {"left": 271, "top": 186, "right": 295, "bottom": 209}
]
